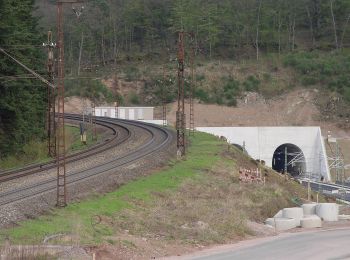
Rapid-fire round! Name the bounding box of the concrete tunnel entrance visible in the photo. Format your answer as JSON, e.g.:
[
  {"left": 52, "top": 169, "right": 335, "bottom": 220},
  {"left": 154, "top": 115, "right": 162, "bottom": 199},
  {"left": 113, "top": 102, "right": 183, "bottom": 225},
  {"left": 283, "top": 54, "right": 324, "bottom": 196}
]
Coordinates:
[{"left": 272, "top": 143, "right": 306, "bottom": 177}]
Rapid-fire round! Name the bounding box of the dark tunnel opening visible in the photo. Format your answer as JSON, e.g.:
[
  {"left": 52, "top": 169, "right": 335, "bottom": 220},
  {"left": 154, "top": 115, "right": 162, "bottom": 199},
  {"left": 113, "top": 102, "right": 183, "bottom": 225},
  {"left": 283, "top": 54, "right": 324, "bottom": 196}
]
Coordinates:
[{"left": 272, "top": 143, "right": 306, "bottom": 177}]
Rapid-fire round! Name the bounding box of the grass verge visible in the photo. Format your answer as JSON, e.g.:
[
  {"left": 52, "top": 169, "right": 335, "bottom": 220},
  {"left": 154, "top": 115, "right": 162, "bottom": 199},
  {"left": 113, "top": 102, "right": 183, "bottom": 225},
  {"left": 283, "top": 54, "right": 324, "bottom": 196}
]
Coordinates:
[
  {"left": 0, "top": 125, "right": 98, "bottom": 171},
  {"left": 1, "top": 132, "right": 222, "bottom": 245},
  {"left": 1, "top": 131, "right": 318, "bottom": 251}
]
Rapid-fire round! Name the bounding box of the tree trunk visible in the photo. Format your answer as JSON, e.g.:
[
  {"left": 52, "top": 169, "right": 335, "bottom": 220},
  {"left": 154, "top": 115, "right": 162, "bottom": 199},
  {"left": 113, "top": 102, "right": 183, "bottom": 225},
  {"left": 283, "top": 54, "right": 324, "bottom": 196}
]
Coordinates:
[
  {"left": 101, "top": 28, "right": 106, "bottom": 66},
  {"left": 124, "top": 24, "right": 128, "bottom": 51},
  {"left": 69, "top": 38, "right": 73, "bottom": 75},
  {"left": 340, "top": 14, "right": 350, "bottom": 49},
  {"left": 78, "top": 31, "right": 84, "bottom": 76},
  {"left": 278, "top": 11, "right": 282, "bottom": 57},
  {"left": 113, "top": 22, "right": 117, "bottom": 66},
  {"left": 330, "top": 0, "right": 339, "bottom": 49},
  {"left": 129, "top": 26, "right": 133, "bottom": 51},
  {"left": 208, "top": 11, "right": 212, "bottom": 59},
  {"left": 256, "top": 0, "right": 262, "bottom": 61},
  {"left": 305, "top": 5, "right": 316, "bottom": 47},
  {"left": 292, "top": 15, "right": 296, "bottom": 51}
]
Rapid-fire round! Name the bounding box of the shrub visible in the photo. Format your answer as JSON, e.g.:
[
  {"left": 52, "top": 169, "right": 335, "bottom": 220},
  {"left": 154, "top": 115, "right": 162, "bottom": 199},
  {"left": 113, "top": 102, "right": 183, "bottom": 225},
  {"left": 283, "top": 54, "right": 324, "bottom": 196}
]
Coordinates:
[
  {"left": 283, "top": 51, "right": 350, "bottom": 103},
  {"left": 196, "top": 74, "right": 206, "bottom": 82},
  {"left": 124, "top": 66, "right": 140, "bottom": 81},
  {"left": 128, "top": 91, "right": 140, "bottom": 104},
  {"left": 195, "top": 88, "right": 210, "bottom": 103},
  {"left": 243, "top": 75, "right": 260, "bottom": 91},
  {"left": 301, "top": 75, "right": 318, "bottom": 86},
  {"left": 222, "top": 78, "right": 241, "bottom": 106}
]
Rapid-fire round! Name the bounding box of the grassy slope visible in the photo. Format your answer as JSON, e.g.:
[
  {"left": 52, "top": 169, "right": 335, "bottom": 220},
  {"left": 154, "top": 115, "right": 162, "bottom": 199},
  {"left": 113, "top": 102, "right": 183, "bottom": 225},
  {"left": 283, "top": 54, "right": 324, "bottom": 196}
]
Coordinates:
[
  {"left": 0, "top": 126, "right": 97, "bottom": 170},
  {"left": 1, "top": 132, "right": 316, "bottom": 247},
  {"left": 2, "top": 132, "right": 221, "bottom": 245}
]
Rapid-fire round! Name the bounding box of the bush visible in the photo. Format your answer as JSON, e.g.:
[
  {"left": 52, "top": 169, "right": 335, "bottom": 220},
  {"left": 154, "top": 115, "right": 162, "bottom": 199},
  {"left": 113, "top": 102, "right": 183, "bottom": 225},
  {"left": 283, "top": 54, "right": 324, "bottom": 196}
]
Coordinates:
[
  {"left": 196, "top": 74, "right": 206, "bottom": 82},
  {"left": 243, "top": 75, "right": 260, "bottom": 91},
  {"left": 128, "top": 91, "right": 140, "bottom": 104},
  {"left": 301, "top": 76, "right": 318, "bottom": 86},
  {"left": 195, "top": 88, "right": 210, "bottom": 103},
  {"left": 222, "top": 78, "right": 241, "bottom": 106},
  {"left": 124, "top": 66, "right": 140, "bottom": 81},
  {"left": 283, "top": 51, "right": 350, "bottom": 103},
  {"left": 65, "top": 78, "right": 114, "bottom": 103}
]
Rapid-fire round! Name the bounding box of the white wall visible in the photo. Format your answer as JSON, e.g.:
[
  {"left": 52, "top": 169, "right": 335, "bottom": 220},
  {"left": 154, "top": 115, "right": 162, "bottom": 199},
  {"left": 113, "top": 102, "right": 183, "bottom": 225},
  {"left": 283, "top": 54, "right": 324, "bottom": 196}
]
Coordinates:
[
  {"left": 94, "top": 107, "right": 154, "bottom": 120},
  {"left": 196, "top": 127, "right": 330, "bottom": 181}
]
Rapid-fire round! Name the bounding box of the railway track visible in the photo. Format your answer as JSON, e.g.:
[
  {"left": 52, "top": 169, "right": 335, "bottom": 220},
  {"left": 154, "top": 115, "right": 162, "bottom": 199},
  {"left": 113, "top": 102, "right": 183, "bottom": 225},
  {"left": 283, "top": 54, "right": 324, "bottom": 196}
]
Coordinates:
[
  {"left": 0, "top": 114, "right": 130, "bottom": 183},
  {"left": 300, "top": 179, "right": 350, "bottom": 202},
  {"left": 0, "top": 116, "right": 173, "bottom": 207}
]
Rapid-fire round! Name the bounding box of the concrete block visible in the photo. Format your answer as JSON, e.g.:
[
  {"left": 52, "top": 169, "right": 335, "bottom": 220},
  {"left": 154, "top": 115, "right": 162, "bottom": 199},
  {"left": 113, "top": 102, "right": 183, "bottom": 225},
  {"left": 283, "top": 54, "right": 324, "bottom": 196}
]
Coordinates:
[
  {"left": 316, "top": 203, "right": 339, "bottom": 221},
  {"left": 265, "top": 218, "right": 275, "bottom": 226},
  {"left": 274, "top": 218, "right": 297, "bottom": 231},
  {"left": 274, "top": 210, "right": 283, "bottom": 218},
  {"left": 282, "top": 207, "right": 304, "bottom": 226},
  {"left": 300, "top": 215, "right": 322, "bottom": 228},
  {"left": 302, "top": 203, "right": 317, "bottom": 215}
]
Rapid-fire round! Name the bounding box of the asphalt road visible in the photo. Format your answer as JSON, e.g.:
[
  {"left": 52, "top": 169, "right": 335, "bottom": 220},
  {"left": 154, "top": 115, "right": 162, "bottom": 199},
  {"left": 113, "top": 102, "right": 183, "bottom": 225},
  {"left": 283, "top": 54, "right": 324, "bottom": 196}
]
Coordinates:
[{"left": 186, "top": 228, "right": 350, "bottom": 260}]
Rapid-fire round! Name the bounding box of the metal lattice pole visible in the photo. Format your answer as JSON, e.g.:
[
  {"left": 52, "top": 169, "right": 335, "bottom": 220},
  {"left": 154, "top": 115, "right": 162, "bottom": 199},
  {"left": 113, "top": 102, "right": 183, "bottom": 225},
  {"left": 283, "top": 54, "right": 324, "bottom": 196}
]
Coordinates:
[
  {"left": 176, "top": 31, "right": 186, "bottom": 156},
  {"left": 44, "top": 31, "right": 56, "bottom": 157},
  {"left": 56, "top": 1, "right": 67, "bottom": 207},
  {"left": 284, "top": 146, "right": 288, "bottom": 175},
  {"left": 56, "top": 0, "right": 84, "bottom": 207},
  {"left": 114, "top": 101, "right": 119, "bottom": 119},
  {"left": 189, "top": 38, "right": 195, "bottom": 136},
  {"left": 91, "top": 101, "right": 97, "bottom": 140}
]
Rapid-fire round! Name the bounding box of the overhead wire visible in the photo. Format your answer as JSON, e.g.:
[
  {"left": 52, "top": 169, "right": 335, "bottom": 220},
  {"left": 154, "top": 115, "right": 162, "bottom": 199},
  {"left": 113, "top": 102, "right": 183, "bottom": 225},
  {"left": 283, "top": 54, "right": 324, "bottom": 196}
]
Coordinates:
[{"left": 0, "top": 46, "right": 55, "bottom": 89}]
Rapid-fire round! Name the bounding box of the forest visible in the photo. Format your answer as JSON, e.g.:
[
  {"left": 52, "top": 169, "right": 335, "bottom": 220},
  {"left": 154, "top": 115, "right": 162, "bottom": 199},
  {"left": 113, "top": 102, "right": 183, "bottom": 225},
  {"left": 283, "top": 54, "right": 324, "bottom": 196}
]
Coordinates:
[
  {"left": 35, "top": 0, "right": 350, "bottom": 65},
  {"left": 1, "top": 0, "right": 350, "bottom": 157},
  {"left": 0, "top": 0, "right": 46, "bottom": 158}
]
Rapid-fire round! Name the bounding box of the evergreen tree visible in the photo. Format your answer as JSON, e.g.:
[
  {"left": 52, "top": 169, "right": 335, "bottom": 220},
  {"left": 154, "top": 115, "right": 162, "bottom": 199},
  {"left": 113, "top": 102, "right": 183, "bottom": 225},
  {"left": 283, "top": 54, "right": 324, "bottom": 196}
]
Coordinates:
[{"left": 0, "top": 0, "right": 45, "bottom": 157}]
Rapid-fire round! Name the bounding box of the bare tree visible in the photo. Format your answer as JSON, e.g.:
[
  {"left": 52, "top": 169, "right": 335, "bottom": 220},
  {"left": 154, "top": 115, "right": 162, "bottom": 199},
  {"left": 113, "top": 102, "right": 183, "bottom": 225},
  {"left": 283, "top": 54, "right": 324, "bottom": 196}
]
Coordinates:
[
  {"left": 305, "top": 4, "right": 316, "bottom": 47},
  {"left": 330, "top": 0, "right": 339, "bottom": 49},
  {"left": 256, "top": 0, "right": 262, "bottom": 61},
  {"left": 113, "top": 21, "right": 118, "bottom": 66},
  {"left": 78, "top": 31, "right": 84, "bottom": 76},
  {"left": 278, "top": 10, "right": 282, "bottom": 56},
  {"left": 101, "top": 27, "right": 106, "bottom": 65},
  {"left": 340, "top": 13, "right": 350, "bottom": 49}
]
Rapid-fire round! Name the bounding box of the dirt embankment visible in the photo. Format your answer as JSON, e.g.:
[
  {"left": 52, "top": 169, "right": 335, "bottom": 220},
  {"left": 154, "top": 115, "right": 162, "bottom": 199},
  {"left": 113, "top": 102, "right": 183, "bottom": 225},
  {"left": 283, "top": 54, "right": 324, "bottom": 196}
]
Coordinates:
[
  {"left": 165, "top": 88, "right": 350, "bottom": 139},
  {"left": 67, "top": 88, "right": 347, "bottom": 136}
]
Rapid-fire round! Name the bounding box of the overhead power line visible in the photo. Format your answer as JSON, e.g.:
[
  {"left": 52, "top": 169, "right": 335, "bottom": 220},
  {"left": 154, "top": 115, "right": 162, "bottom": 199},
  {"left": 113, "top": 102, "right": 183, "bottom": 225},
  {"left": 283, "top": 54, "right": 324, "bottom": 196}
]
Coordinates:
[{"left": 0, "top": 47, "right": 55, "bottom": 89}]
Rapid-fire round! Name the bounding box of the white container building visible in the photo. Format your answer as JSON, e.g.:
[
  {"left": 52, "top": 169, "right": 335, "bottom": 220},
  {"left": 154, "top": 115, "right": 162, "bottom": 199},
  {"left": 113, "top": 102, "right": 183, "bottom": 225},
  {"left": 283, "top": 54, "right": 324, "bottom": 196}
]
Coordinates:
[{"left": 95, "top": 106, "right": 154, "bottom": 120}]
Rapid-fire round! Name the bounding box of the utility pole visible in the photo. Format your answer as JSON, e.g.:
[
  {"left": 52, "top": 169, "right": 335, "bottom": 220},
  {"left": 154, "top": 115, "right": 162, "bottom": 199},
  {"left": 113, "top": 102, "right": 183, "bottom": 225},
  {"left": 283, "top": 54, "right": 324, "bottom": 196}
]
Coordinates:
[
  {"left": 56, "top": 0, "right": 84, "bottom": 208},
  {"left": 114, "top": 78, "right": 119, "bottom": 119},
  {"left": 189, "top": 36, "right": 196, "bottom": 136},
  {"left": 114, "top": 101, "right": 119, "bottom": 119},
  {"left": 90, "top": 99, "right": 97, "bottom": 140},
  {"left": 176, "top": 31, "right": 196, "bottom": 156},
  {"left": 176, "top": 31, "right": 186, "bottom": 157},
  {"left": 284, "top": 146, "right": 288, "bottom": 175},
  {"left": 43, "top": 31, "right": 57, "bottom": 157}
]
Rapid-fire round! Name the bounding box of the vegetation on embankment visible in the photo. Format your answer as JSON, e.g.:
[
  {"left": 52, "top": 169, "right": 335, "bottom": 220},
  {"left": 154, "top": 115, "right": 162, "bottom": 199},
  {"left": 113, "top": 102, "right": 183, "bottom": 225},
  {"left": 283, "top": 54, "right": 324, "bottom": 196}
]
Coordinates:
[
  {"left": 3, "top": 0, "right": 350, "bottom": 159},
  {"left": 1, "top": 132, "right": 317, "bottom": 249},
  {"left": 0, "top": 0, "right": 46, "bottom": 158},
  {"left": 92, "top": 50, "right": 348, "bottom": 104},
  {"left": 0, "top": 125, "right": 96, "bottom": 170}
]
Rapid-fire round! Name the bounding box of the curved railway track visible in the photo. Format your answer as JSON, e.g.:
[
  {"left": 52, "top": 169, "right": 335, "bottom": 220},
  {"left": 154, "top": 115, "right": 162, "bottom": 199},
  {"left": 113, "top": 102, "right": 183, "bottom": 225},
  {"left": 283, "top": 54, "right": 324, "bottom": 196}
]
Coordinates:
[
  {"left": 0, "top": 114, "right": 131, "bottom": 183},
  {"left": 0, "top": 115, "right": 174, "bottom": 207}
]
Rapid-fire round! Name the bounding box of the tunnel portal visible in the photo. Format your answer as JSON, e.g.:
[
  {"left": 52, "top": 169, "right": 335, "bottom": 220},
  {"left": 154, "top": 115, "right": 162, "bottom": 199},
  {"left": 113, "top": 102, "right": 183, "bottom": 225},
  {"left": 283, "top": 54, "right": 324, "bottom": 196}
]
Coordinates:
[{"left": 272, "top": 143, "right": 306, "bottom": 177}]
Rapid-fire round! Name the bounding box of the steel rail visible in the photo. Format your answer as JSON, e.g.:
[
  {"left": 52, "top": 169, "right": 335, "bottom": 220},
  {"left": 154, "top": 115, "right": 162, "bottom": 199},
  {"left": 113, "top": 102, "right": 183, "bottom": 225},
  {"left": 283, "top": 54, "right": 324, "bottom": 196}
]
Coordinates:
[
  {"left": 0, "top": 115, "right": 131, "bottom": 182},
  {"left": 0, "top": 118, "right": 173, "bottom": 206}
]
